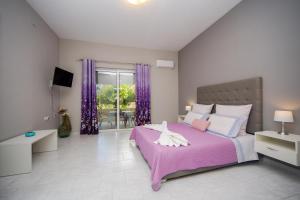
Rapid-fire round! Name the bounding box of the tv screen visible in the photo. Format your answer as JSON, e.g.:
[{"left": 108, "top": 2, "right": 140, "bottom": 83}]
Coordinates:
[{"left": 53, "top": 67, "right": 73, "bottom": 87}]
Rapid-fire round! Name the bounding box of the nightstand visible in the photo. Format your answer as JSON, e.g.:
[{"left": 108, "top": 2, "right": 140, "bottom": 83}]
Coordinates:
[
  {"left": 255, "top": 131, "right": 300, "bottom": 166},
  {"left": 177, "top": 115, "right": 186, "bottom": 123}
]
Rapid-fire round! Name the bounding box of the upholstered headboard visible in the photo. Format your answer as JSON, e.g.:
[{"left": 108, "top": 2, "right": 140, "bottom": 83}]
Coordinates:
[{"left": 197, "top": 77, "right": 263, "bottom": 134}]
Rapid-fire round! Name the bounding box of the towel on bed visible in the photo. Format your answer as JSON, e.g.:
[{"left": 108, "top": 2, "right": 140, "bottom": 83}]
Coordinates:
[{"left": 144, "top": 121, "right": 189, "bottom": 147}]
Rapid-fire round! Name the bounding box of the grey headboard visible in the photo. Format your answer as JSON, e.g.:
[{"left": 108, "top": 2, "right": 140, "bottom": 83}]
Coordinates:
[{"left": 197, "top": 77, "right": 263, "bottom": 134}]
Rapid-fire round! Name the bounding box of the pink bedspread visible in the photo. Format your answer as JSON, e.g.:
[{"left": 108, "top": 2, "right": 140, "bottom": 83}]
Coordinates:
[{"left": 130, "top": 123, "right": 237, "bottom": 191}]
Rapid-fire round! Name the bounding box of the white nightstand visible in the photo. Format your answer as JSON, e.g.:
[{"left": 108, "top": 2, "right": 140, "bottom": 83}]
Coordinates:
[
  {"left": 255, "top": 131, "right": 300, "bottom": 166},
  {"left": 177, "top": 115, "right": 186, "bottom": 123}
]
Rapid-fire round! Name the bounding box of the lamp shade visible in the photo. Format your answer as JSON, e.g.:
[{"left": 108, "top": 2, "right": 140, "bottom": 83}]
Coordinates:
[
  {"left": 274, "top": 110, "right": 294, "bottom": 123},
  {"left": 185, "top": 106, "right": 191, "bottom": 111}
]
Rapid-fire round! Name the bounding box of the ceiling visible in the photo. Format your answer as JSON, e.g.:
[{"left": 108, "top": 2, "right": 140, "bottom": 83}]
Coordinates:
[{"left": 27, "top": 0, "right": 242, "bottom": 51}]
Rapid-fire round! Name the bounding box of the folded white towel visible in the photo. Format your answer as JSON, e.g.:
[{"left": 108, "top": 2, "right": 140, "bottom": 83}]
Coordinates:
[{"left": 144, "top": 121, "right": 189, "bottom": 147}]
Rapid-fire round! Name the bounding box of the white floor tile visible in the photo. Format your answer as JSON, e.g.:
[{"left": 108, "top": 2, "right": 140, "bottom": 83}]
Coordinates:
[{"left": 1, "top": 131, "right": 299, "bottom": 200}]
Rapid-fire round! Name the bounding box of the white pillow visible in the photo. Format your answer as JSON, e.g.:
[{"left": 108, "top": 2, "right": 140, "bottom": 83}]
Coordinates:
[
  {"left": 208, "top": 114, "right": 245, "bottom": 138},
  {"left": 192, "top": 104, "right": 214, "bottom": 114},
  {"left": 216, "top": 104, "right": 252, "bottom": 133},
  {"left": 184, "top": 111, "right": 208, "bottom": 125}
]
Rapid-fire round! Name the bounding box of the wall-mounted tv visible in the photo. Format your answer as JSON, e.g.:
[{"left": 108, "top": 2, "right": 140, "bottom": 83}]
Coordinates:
[{"left": 53, "top": 67, "right": 73, "bottom": 87}]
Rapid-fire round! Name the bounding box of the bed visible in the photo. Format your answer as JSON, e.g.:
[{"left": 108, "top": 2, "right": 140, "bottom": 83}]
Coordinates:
[{"left": 130, "top": 77, "right": 263, "bottom": 191}]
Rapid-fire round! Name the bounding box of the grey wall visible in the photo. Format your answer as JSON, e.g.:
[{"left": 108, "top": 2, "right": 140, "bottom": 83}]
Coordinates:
[
  {"left": 0, "top": 0, "right": 59, "bottom": 141},
  {"left": 179, "top": 0, "right": 300, "bottom": 134}
]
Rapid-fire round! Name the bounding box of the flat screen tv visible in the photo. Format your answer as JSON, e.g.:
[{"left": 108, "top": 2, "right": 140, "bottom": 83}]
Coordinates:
[{"left": 53, "top": 67, "right": 73, "bottom": 87}]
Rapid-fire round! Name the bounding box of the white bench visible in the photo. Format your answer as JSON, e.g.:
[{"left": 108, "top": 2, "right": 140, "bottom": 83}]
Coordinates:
[{"left": 0, "top": 129, "right": 58, "bottom": 176}]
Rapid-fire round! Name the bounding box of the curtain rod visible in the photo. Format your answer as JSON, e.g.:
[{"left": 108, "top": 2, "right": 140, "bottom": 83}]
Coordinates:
[{"left": 79, "top": 59, "right": 136, "bottom": 66}]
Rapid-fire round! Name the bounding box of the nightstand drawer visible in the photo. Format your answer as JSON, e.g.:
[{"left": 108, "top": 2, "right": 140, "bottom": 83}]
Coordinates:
[{"left": 255, "top": 141, "right": 298, "bottom": 165}]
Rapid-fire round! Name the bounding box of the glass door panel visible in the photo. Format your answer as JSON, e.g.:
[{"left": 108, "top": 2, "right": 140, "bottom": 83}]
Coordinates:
[
  {"left": 119, "top": 72, "right": 136, "bottom": 129},
  {"left": 96, "top": 69, "right": 136, "bottom": 131},
  {"left": 96, "top": 71, "right": 117, "bottom": 130}
]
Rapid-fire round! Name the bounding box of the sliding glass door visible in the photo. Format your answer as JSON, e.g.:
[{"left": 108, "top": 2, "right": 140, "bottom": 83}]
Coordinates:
[
  {"left": 96, "top": 71, "right": 118, "bottom": 130},
  {"left": 119, "top": 72, "right": 136, "bottom": 129},
  {"left": 96, "top": 69, "right": 135, "bottom": 131}
]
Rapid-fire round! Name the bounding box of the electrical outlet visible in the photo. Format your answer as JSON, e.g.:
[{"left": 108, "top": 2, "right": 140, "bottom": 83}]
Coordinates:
[
  {"left": 43, "top": 116, "right": 50, "bottom": 121},
  {"left": 49, "top": 79, "right": 53, "bottom": 89}
]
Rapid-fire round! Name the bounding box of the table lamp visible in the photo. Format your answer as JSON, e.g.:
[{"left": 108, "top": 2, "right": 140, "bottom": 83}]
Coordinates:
[
  {"left": 185, "top": 106, "right": 191, "bottom": 113},
  {"left": 274, "top": 110, "right": 294, "bottom": 135}
]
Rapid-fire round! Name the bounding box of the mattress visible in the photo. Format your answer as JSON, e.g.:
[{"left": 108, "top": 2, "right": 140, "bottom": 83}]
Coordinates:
[{"left": 130, "top": 123, "right": 258, "bottom": 191}]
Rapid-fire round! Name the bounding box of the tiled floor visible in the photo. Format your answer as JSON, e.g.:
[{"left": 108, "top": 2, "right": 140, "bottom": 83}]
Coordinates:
[{"left": 0, "top": 131, "right": 300, "bottom": 200}]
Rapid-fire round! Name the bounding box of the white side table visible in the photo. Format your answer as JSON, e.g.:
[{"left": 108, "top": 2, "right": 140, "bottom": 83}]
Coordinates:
[
  {"left": 255, "top": 131, "right": 300, "bottom": 166},
  {"left": 177, "top": 115, "right": 186, "bottom": 123},
  {"left": 0, "top": 129, "right": 58, "bottom": 176}
]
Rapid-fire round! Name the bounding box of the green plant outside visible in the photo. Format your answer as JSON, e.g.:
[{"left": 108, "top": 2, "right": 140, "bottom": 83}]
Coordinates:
[{"left": 97, "top": 84, "right": 135, "bottom": 111}]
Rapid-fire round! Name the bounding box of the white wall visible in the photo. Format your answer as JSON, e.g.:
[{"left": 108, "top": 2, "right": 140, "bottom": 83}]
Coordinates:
[
  {"left": 0, "top": 0, "right": 59, "bottom": 141},
  {"left": 59, "top": 39, "right": 178, "bottom": 132}
]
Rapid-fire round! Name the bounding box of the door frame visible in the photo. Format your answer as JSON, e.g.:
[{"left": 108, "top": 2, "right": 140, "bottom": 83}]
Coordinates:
[{"left": 96, "top": 67, "right": 135, "bottom": 131}]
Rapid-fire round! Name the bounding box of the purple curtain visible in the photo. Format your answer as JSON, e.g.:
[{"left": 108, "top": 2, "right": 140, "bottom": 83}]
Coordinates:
[
  {"left": 80, "top": 59, "right": 99, "bottom": 134},
  {"left": 135, "top": 64, "right": 151, "bottom": 126}
]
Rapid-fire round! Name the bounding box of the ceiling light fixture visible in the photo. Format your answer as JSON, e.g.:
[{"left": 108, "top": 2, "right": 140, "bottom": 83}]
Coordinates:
[{"left": 128, "top": 0, "right": 148, "bottom": 5}]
